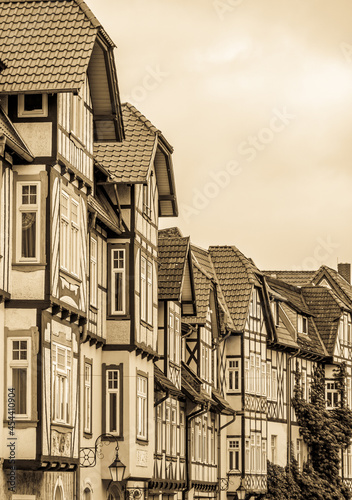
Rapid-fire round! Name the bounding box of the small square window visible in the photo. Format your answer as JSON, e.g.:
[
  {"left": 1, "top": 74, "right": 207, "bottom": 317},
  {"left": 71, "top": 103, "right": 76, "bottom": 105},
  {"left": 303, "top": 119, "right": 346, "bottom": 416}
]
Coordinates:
[{"left": 18, "top": 94, "right": 48, "bottom": 117}]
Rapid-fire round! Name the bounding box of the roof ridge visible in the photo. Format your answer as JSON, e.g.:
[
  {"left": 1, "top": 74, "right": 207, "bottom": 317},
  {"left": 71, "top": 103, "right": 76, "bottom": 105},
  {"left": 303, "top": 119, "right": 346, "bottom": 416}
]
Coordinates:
[{"left": 122, "top": 102, "right": 159, "bottom": 135}]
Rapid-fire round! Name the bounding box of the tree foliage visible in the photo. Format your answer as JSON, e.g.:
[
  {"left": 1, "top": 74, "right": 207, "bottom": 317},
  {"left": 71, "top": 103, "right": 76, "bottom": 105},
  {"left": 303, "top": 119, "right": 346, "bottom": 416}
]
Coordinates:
[{"left": 267, "top": 363, "right": 352, "bottom": 500}]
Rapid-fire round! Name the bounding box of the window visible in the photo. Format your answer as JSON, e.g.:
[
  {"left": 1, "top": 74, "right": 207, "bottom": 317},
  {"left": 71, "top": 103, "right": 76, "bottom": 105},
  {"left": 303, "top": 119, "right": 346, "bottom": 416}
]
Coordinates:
[
  {"left": 169, "top": 312, "right": 175, "bottom": 362},
  {"left": 106, "top": 369, "right": 120, "bottom": 434},
  {"left": 180, "top": 410, "right": 185, "bottom": 457},
  {"left": 245, "top": 439, "right": 250, "bottom": 473},
  {"left": 228, "top": 439, "right": 240, "bottom": 472},
  {"left": 272, "top": 368, "right": 278, "bottom": 401},
  {"left": 227, "top": 359, "right": 240, "bottom": 393},
  {"left": 141, "top": 256, "right": 153, "bottom": 325},
  {"left": 256, "top": 355, "right": 261, "bottom": 395},
  {"left": 72, "top": 89, "right": 84, "bottom": 141},
  {"left": 52, "top": 343, "right": 71, "bottom": 424},
  {"left": 111, "top": 249, "right": 125, "bottom": 314},
  {"left": 165, "top": 404, "right": 171, "bottom": 454},
  {"left": 60, "top": 191, "right": 80, "bottom": 277},
  {"left": 8, "top": 338, "right": 31, "bottom": 418},
  {"left": 90, "top": 238, "right": 97, "bottom": 308},
  {"left": 267, "top": 363, "right": 272, "bottom": 399},
  {"left": 262, "top": 440, "right": 267, "bottom": 473},
  {"left": 18, "top": 93, "right": 48, "bottom": 117},
  {"left": 249, "top": 355, "right": 255, "bottom": 393},
  {"left": 143, "top": 182, "right": 152, "bottom": 219},
  {"left": 262, "top": 362, "right": 267, "bottom": 396},
  {"left": 137, "top": 374, "right": 147, "bottom": 440},
  {"left": 344, "top": 443, "right": 352, "bottom": 478},
  {"left": 156, "top": 405, "right": 162, "bottom": 453},
  {"left": 84, "top": 362, "right": 92, "bottom": 434},
  {"left": 271, "top": 301, "right": 280, "bottom": 326},
  {"left": 256, "top": 434, "right": 261, "bottom": 472},
  {"left": 347, "top": 378, "right": 352, "bottom": 409},
  {"left": 250, "top": 434, "right": 255, "bottom": 472},
  {"left": 245, "top": 359, "right": 249, "bottom": 392},
  {"left": 17, "top": 183, "right": 40, "bottom": 262},
  {"left": 271, "top": 435, "right": 277, "bottom": 463},
  {"left": 301, "top": 370, "right": 307, "bottom": 401},
  {"left": 296, "top": 439, "right": 302, "bottom": 470},
  {"left": 171, "top": 405, "right": 177, "bottom": 455},
  {"left": 175, "top": 316, "right": 180, "bottom": 364},
  {"left": 298, "top": 314, "right": 308, "bottom": 334},
  {"left": 326, "top": 381, "right": 339, "bottom": 409}
]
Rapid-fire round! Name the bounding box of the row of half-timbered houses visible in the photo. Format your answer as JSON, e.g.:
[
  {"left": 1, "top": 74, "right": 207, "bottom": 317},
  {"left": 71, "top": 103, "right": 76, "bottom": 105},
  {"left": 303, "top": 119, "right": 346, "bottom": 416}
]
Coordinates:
[{"left": 1, "top": 1, "right": 352, "bottom": 500}]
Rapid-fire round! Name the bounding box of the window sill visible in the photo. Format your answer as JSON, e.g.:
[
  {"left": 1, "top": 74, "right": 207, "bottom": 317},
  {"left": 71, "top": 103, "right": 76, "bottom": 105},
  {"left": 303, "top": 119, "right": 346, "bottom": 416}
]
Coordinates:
[
  {"left": 83, "top": 431, "right": 93, "bottom": 439},
  {"left": 59, "top": 268, "right": 82, "bottom": 284},
  {"left": 51, "top": 422, "right": 74, "bottom": 431},
  {"left": 13, "top": 262, "right": 46, "bottom": 270},
  {"left": 4, "top": 419, "right": 38, "bottom": 428},
  {"left": 136, "top": 438, "right": 149, "bottom": 446}
]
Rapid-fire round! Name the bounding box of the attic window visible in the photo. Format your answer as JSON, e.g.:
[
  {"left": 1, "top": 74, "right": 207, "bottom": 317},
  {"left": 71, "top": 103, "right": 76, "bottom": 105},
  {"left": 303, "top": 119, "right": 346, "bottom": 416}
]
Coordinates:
[
  {"left": 298, "top": 314, "right": 308, "bottom": 335},
  {"left": 18, "top": 94, "right": 48, "bottom": 118}
]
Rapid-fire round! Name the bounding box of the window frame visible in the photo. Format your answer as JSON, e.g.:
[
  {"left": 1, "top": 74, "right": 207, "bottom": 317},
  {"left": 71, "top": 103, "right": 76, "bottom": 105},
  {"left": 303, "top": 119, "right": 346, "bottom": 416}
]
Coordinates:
[
  {"left": 60, "top": 190, "right": 80, "bottom": 278},
  {"left": 17, "top": 181, "right": 41, "bottom": 263},
  {"left": 102, "top": 363, "right": 123, "bottom": 437},
  {"left": 136, "top": 372, "right": 148, "bottom": 441},
  {"left": 7, "top": 336, "right": 31, "bottom": 419},
  {"left": 18, "top": 93, "right": 48, "bottom": 118},
  {"left": 140, "top": 255, "right": 153, "bottom": 325},
  {"left": 111, "top": 248, "right": 126, "bottom": 315},
  {"left": 90, "top": 237, "right": 98, "bottom": 308},
  {"left": 83, "top": 359, "right": 92, "bottom": 435},
  {"left": 227, "top": 358, "right": 241, "bottom": 393},
  {"left": 228, "top": 438, "right": 241, "bottom": 472},
  {"left": 52, "top": 342, "right": 72, "bottom": 425}
]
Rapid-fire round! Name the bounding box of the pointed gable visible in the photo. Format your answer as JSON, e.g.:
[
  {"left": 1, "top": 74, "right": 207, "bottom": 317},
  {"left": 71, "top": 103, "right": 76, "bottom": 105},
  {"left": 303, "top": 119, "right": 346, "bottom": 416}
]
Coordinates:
[
  {"left": 208, "top": 245, "right": 261, "bottom": 332},
  {"left": 0, "top": 0, "right": 124, "bottom": 141},
  {"left": 95, "top": 103, "right": 177, "bottom": 216},
  {"left": 313, "top": 265, "right": 352, "bottom": 308}
]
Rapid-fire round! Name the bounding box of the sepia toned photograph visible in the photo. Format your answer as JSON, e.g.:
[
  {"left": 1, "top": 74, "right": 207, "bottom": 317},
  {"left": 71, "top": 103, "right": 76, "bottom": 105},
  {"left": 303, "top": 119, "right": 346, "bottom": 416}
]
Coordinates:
[{"left": 0, "top": 0, "right": 352, "bottom": 498}]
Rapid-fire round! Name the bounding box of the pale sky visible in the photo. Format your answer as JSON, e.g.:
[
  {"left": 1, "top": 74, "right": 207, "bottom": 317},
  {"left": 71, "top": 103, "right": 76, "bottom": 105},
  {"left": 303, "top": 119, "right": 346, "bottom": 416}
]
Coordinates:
[{"left": 87, "top": 0, "right": 352, "bottom": 271}]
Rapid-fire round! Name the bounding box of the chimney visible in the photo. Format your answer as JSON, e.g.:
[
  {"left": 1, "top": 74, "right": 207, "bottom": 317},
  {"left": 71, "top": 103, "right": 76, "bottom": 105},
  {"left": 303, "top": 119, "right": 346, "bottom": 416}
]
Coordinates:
[{"left": 338, "top": 263, "right": 351, "bottom": 284}]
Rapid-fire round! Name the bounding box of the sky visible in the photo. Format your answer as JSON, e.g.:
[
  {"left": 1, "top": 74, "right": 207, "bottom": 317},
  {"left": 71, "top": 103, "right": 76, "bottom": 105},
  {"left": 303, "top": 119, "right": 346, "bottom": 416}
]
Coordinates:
[{"left": 87, "top": 0, "right": 352, "bottom": 271}]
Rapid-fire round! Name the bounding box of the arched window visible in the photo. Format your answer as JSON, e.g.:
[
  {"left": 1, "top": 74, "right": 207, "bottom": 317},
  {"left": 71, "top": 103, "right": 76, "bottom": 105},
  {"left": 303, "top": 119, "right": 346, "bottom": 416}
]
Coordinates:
[{"left": 54, "top": 485, "right": 64, "bottom": 500}]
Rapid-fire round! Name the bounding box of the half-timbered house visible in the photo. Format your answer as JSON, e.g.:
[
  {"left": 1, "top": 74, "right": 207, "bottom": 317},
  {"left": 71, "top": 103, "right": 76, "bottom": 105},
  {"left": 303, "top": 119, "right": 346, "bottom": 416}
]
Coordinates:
[
  {"left": 93, "top": 103, "right": 178, "bottom": 500},
  {"left": 0, "top": 0, "right": 125, "bottom": 498}
]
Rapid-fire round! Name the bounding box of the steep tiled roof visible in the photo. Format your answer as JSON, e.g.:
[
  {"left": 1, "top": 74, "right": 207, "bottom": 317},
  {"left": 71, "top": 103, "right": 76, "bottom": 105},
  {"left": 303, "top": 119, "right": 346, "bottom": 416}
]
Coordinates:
[
  {"left": 154, "top": 365, "right": 183, "bottom": 398},
  {"left": 212, "top": 388, "right": 236, "bottom": 415},
  {"left": 208, "top": 246, "right": 261, "bottom": 331},
  {"left": 313, "top": 266, "right": 352, "bottom": 307},
  {"left": 87, "top": 189, "right": 121, "bottom": 235},
  {"left": 183, "top": 263, "right": 212, "bottom": 325},
  {"left": 158, "top": 235, "right": 190, "bottom": 301},
  {"left": 263, "top": 271, "right": 316, "bottom": 287},
  {"left": 0, "top": 105, "right": 33, "bottom": 160},
  {"left": 0, "top": 0, "right": 99, "bottom": 93},
  {"left": 266, "top": 277, "right": 311, "bottom": 315},
  {"left": 301, "top": 285, "right": 344, "bottom": 356},
  {"left": 159, "top": 227, "right": 183, "bottom": 239},
  {"left": 94, "top": 103, "right": 159, "bottom": 183}
]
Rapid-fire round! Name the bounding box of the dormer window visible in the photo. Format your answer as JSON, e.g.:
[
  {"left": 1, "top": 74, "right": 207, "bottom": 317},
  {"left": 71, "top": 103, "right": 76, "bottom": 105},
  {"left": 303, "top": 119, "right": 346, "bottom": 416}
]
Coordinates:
[
  {"left": 298, "top": 314, "right": 308, "bottom": 335},
  {"left": 18, "top": 94, "right": 48, "bottom": 117}
]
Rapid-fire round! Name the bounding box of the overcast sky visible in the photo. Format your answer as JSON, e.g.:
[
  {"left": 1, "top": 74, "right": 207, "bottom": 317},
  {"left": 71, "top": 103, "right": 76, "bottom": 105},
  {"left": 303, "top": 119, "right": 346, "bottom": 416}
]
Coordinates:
[{"left": 88, "top": 0, "right": 352, "bottom": 271}]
